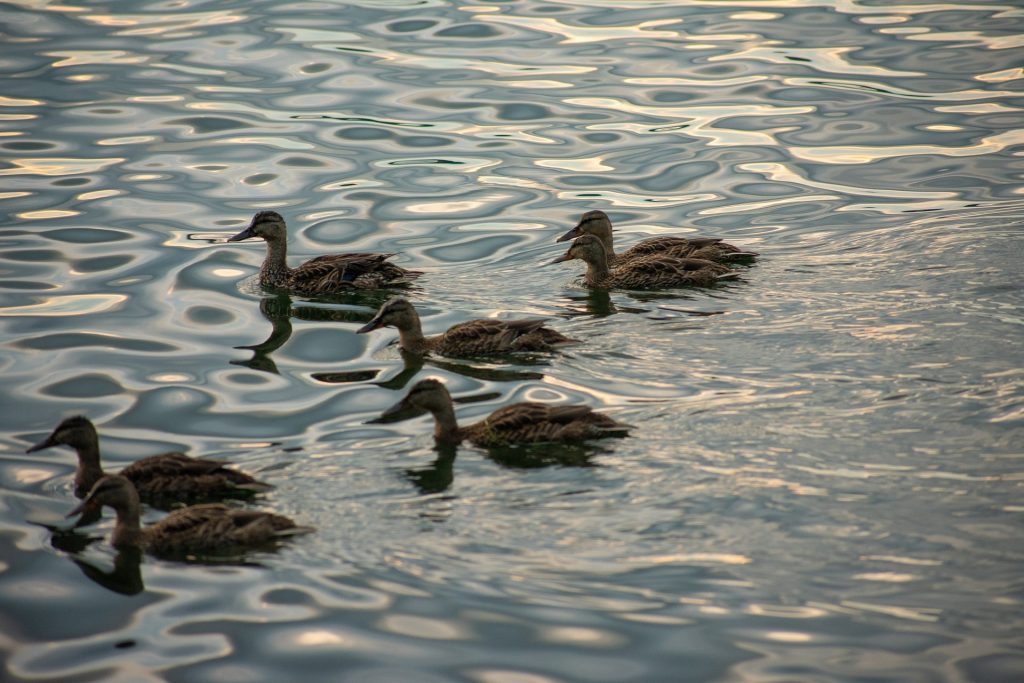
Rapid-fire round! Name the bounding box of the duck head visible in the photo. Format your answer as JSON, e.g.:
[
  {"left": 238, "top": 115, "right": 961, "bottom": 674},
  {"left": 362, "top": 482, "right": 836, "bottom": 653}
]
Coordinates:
[
  {"left": 556, "top": 210, "right": 613, "bottom": 243},
  {"left": 357, "top": 296, "right": 418, "bottom": 334},
  {"left": 27, "top": 415, "right": 97, "bottom": 454},
  {"left": 227, "top": 210, "right": 287, "bottom": 243},
  {"left": 549, "top": 234, "right": 609, "bottom": 266},
  {"left": 66, "top": 474, "right": 137, "bottom": 519},
  {"left": 372, "top": 378, "right": 450, "bottom": 423}
]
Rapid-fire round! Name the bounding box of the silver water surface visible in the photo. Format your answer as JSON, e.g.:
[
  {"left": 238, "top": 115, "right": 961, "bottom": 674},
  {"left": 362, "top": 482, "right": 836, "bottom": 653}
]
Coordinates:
[{"left": 1, "top": 1, "right": 1022, "bottom": 681}]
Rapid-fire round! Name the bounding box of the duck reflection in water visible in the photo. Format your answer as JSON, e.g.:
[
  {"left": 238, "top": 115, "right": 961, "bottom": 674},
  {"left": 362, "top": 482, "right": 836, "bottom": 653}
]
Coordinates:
[
  {"left": 50, "top": 526, "right": 145, "bottom": 596},
  {"left": 233, "top": 292, "right": 388, "bottom": 375},
  {"left": 404, "top": 440, "right": 613, "bottom": 496}
]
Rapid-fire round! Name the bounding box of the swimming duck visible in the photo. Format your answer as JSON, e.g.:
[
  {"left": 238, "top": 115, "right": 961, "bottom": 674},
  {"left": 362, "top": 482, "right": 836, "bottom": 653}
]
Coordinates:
[
  {"left": 27, "top": 416, "right": 271, "bottom": 503},
  {"left": 551, "top": 235, "right": 740, "bottom": 289},
  {"left": 357, "top": 296, "right": 578, "bottom": 356},
  {"left": 557, "top": 210, "right": 758, "bottom": 264},
  {"left": 67, "top": 475, "right": 312, "bottom": 556},
  {"left": 375, "top": 378, "right": 631, "bottom": 447},
  {"left": 227, "top": 210, "right": 422, "bottom": 293}
]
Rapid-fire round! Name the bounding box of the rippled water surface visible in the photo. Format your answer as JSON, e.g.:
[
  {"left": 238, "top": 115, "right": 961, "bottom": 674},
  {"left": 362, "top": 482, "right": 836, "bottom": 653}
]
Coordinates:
[{"left": 2, "top": 1, "right": 1023, "bottom": 681}]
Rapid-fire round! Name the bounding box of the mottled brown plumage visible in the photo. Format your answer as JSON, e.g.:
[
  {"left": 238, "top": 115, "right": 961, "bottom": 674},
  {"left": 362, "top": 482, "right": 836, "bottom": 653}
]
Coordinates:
[
  {"left": 357, "top": 297, "right": 578, "bottom": 356},
  {"left": 27, "top": 416, "right": 270, "bottom": 503},
  {"left": 67, "top": 475, "right": 312, "bottom": 556},
  {"left": 557, "top": 210, "right": 758, "bottom": 264},
  {"left": 551, "top": 235, "right": 740, "bottom": 289},
  {"left": 376, "top": 378, "right": 631, "bottom": 447},
  {"left": 227, "top": 210, "right": 421, "bottom": 293}
]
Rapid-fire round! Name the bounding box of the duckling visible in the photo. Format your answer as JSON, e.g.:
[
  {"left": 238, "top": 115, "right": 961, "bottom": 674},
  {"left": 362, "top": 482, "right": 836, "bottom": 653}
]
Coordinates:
[
  {"left": 551, "top": 235, "right": 740, "bottom": 289},
  {"left": 27, "top": 416, "right": 271, "bottom": 503},
  {"left": 227, "top": 210, "right": 421, "bottom": 293},
  {"left": 357, "top": 296, "right": 578, "bottom": 357},
  {"left": 557, "top": 210, "right": 758, "bottom": 264},
  {"left": 375, "top": 378, "right": 631, "bottom": 447},
  {"left": 67, "top": 475, "right": 312, "bottom": 556}
]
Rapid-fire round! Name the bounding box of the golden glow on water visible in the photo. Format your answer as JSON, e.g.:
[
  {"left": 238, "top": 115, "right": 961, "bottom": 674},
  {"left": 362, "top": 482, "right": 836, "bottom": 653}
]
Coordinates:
[
  {"left": 17, "top": 209, "right": 79, "bottom": 220},
  {"left": 478, "top": 15, "right": 680, "bottom": 44},
  {"left": 378, "top": 615, "right": 469, "bottom": 640},
  {"left": 0, "top": 157, "right": 124, "bottom": 177},
  {"left": 0, "top": 96, "right": 43, "bottom": 106},
  {"left": 0, "top": 294, "right": 126, "bottom": 316},
  {"left": 292, "top": 630, "right": 347, "bottom": 647}
]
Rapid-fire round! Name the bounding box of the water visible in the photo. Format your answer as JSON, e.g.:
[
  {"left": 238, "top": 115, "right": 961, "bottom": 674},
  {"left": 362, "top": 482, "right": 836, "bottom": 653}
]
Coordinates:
[{"left": 1, "top": 1, "right": 1022, "bottom": 681}]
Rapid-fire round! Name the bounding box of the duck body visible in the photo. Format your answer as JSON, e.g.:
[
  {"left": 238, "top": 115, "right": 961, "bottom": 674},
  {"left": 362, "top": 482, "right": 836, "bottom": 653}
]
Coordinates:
[
  {"left": 357, "top": 296, "right": 578, "bottom": 357},
  {"left": 459, "top": 401, "right": 628, "bottom": 447},
  {"left": 28, "top": 416, "right": 270, "bottom": 504},
  {"left": 557, "top": 210, "right": 758, "bottom": 265},
  {"left": 551, "top": 235, "right": 740, "bottom": 290},
  {"left": 227, "top": 211, "right": 421, "bottom": 293},
  {"left": 68, "top": 475, "right": 311, "bottom": 556},
  {"left": 377, "top": 378, "right": 631, "bottom": 447}
]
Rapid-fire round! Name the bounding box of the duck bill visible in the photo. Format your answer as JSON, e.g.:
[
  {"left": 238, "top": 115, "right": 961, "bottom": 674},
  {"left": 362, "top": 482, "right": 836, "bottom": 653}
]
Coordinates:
[
  {"left": 65, "top": 499, "right": 96, "bottom": 519},
  {"left": 548, "top": 251, "right": 573, "bottom": 265},
  {"left": 26, "top": 435, "right": 56, "bottom": 454},
  {"left": 555, "top": 225, "right": 582, "bottom": 243},
  {"left": 366, "top": 397, "right": 420, "bottom": 424},
  {"left": 356, "top": 315, "right": 385, "bottom": 334},
  {"left": 226, "top": 223, "right": 257, "bottom": 242}
]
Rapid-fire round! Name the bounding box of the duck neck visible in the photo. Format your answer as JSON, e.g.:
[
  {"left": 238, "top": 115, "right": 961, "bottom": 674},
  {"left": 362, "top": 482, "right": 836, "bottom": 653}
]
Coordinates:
[
  {"left": 429, "top": 402, "right": 461, "bottom": 443},
  {"left": 74, "top": 438, "right": 105, "bottom": 498},
  {"left": 596, "top": 231, "right": 617, "bottom": 259},
  {"left": 584, "top": 254, "right": 612, "bottom": 286},
  {"left": 260, "top": 237, "right": 292, "bottom": 287},
  {"left": 110, "top": 498, "right": 146, "bottom": 549},
  {"left": 396, "top": 312, "right": 430, "bottom": 354}
]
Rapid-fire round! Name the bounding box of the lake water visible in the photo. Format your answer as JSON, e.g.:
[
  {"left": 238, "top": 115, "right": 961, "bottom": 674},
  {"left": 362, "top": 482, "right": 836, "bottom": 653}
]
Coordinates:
[{"left": 1, "top": 1, "right": 1022, "bottom": 681}]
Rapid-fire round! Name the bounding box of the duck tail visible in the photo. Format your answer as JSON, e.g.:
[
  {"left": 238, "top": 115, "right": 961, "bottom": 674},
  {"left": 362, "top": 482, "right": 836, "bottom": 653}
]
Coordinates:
[
  {"left": 233, "top": 481, "right": 275, "bottom": 493},
  {"left": 721, "top": 250, "right": 759, "bottom": 261},
  {"left": 715, "top": 272, "right": 742, "bottom": 281},
  {"left": 275, "top": 525, "right": 316, "bottom": 538}
]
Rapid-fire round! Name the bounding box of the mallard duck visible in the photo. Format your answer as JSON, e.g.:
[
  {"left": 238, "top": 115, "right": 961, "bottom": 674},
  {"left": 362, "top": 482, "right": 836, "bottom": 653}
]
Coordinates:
[
  {"left": 557, "top": 210, "right": 758, "bottom": 264},
  {"left": 227, "top": 210, "right": 422, "bottom": 293},
  {"left": 375, "top": 378, "right": 631, "bottom": 447},
  {"left": 551, "top": 235, "right": 740, "bottom": 289},
  {"left": 356, "top": 296, "right": 579, "bottom": 356},
  {"left": 27, "top": 416, "right": 271, "bottom": 503},
  {"left": 67, "top": 475, "right": 312, "bottom": 556}
]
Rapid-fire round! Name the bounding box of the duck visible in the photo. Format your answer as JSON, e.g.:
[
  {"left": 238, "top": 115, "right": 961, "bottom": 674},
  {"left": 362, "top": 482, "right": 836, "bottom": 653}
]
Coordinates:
[
  {"left": 67, "top": 475, "right": 312, "bottom": 556},
  {"left": 27, "top": 416, "right": 271, "bottom": 504},
  {"left": 374, "top": 378, "right": 631, "bottom": 447},
  {"left": 551, "top": 234, "right": 740, "bottom": 289},
  {"left": 557, "top": 210, "right": 758, "bottom": 264},
  {"left": 226, "top": 210, "right": 422, "bottom": 293},
  {"left": 357, "top": 296, "right": 579, "bottom": 357}
]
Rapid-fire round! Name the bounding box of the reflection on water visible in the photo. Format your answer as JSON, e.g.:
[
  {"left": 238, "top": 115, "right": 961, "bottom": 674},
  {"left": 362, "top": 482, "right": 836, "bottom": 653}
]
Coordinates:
[{"left": 1, "top": 0, "right": 1022, "bottom": 681}]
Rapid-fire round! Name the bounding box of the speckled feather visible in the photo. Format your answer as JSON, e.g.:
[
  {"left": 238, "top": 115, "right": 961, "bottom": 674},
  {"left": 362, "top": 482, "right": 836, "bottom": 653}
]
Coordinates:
[
  {"left": 359, "top": 297, "right": 578, "bottom": 357},
  {"left": 617, "top": 236, "right": 749, "bottom": 264},
  {"left": 462, "top": 402, "right": 628, "bottom": 447},
  {"left": 143, "top": 503, "right": 302, "bottom": 555},
  {"left": 283, "top": 252, "right": 417, "bottom": 293},
  {"left": 594, "top": 254, "right": 736, "bottom": 289},
  {"left": 120, "top": 452, "right": 268, "bottom": 500},
  {"left": 431, "top": 318, "right": 575, "bottom": 356}
]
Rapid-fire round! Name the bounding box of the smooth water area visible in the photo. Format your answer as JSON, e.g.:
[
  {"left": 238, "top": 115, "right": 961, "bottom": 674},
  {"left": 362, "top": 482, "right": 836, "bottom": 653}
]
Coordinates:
[{"left": 1, "top": 1, "right": 1022, "bottom": 681}]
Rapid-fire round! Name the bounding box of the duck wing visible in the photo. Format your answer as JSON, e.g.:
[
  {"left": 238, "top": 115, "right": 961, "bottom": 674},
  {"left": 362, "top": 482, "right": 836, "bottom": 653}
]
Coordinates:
[
  {"left": 121, "top": 452, "right": 269, "bottom": 500},
  {"left": 286, "top": 252, "right": 400, "bottom": 291},
  {"left": 437, "top": 318, "right": 550, "bottom": 355}
]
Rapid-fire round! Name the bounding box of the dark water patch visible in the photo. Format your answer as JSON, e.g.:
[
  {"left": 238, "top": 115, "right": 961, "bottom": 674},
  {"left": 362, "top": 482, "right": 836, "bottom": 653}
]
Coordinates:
[{"left": 14, "top": 333, "right": 177, "bottom": 353}]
